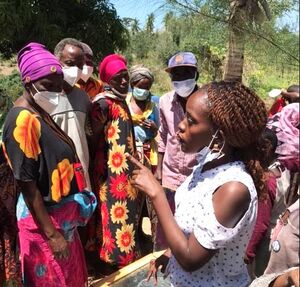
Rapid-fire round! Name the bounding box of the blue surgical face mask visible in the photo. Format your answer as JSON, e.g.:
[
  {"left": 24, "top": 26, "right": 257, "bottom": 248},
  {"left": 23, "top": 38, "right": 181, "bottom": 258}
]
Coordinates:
[{"left": 132, "top": 87, "right": 150, "bottom": 101}]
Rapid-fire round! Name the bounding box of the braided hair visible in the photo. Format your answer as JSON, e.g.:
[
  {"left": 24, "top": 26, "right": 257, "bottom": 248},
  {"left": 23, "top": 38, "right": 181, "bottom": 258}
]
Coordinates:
[{"left": 205, "top": 81, "right": 269, "bottom": 199}]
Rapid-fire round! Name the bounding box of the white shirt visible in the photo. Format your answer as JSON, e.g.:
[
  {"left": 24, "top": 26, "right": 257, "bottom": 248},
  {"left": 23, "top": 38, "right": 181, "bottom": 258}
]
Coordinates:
[{"left": 168, "top": 161, "right": 257, "bottom": 287}]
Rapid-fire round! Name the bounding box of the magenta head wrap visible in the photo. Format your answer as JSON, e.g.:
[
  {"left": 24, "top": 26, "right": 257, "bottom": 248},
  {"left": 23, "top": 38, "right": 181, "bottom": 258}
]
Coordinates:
[
  {"left": 17, "top": 42, "right": 63, "bottom": 85},
  {"left": 98, "top": 54, "right": 127, "bottom": 84},
  {"left": 267, "top": 103, "right": 300, "bottom": 171}
]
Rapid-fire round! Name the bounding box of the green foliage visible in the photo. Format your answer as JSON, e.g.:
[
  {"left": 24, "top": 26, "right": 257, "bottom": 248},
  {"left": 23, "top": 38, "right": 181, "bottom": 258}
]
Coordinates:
[
  {"left": 0, "top": 0, "right": 128, "bottom": 61},
  {"left": 0, "top": 71, "right": 22, "bottom": 133},
  {"left": 0, "top": 0, "right": 298, "bottom": 101},
  {"left": 122, "top": 0, "right": 299, "bottom": 97}
]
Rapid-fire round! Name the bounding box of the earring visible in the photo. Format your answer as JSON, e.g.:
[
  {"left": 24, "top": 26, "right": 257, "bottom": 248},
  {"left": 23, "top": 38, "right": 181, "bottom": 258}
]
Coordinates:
[
  {"left": 211, "top": 143, "right": 225, "bottom": 160},
  {"left": 211, "top": 143, "right": 220, "bottom": 152}
]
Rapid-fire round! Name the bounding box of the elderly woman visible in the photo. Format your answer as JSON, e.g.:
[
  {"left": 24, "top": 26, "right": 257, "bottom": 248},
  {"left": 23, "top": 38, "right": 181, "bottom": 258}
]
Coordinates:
[
  {"left": 90, "top": 54, "right": 143, "bottom": 270},
  {"left": 127, "top": 65, "right": 159, "bottom": 170},
  {"left": 2, "top": 43, "right": 96, "bottom": 287}
]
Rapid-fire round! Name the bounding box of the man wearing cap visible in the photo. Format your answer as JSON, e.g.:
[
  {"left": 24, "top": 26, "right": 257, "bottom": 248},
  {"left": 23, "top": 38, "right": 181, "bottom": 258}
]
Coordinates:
[
  {"left": 53, "top": 38, "right": 92, "bottom": 191},
  {"left": 154, "top": 52, "right": 199, "bottom": 251},
  {"left": 76, "top": 42, "right": 104, "bottom": 101},
  {"left": 88, "top": 54, "right": 142, "bottom": 270}
]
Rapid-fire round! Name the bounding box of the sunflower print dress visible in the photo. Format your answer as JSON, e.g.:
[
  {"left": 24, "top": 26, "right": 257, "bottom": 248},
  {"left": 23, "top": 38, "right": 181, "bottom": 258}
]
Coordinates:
[
  {"left": 2, "top": 107, "right": 96, "bottom": 287},
  {"left": 92, "top": 92, "right": 144, "bottom": 268}
]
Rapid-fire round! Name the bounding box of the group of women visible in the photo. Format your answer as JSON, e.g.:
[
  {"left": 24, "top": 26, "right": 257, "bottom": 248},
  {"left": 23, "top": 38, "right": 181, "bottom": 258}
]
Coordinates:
[{"left": 0, "top": 41, "right": 298, "bottom": 287}]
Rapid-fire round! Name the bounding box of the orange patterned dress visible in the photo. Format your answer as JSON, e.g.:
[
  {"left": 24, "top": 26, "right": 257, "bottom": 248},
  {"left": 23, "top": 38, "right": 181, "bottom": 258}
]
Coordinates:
[{"left": 91, "top": 92, "right": 144, "bottom": 268}]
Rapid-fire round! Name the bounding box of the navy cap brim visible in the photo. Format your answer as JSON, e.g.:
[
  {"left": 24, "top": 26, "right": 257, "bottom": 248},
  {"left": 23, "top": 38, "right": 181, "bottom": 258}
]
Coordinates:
[{"left": 165, "top": 64, "right": 198, "bottom": 73}]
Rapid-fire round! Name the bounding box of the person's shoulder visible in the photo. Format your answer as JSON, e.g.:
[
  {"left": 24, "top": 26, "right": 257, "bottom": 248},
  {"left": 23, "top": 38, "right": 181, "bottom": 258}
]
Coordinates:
[
  {"left": 216, "top": 181, "right": 250, "bottom": 202},
  {"left": 92, "top": 91, "right": 112, "bottom": 108},
  {"left": 3, "top": 107, "right": 41, "bottom": 137},
  {"left": 69, "top": 87, "right": 90, "bottom": 103},
  {"left": 213, "top": 179, "right": 251, "bottom": 228},
  {"left": 209, "top": 162, "right": 255, "bottom": 194},
  {"left": 71, "top": 86, "right": 89, "bottom": 97},
  {"left": 5, "top": 106, "right": 36, "bottom": 120},
  {"left": 160, "top": 90, "right": 175, "bottom": 104},
  {"left": 151, "top": 94, "right": 160, "bottom": 104}
]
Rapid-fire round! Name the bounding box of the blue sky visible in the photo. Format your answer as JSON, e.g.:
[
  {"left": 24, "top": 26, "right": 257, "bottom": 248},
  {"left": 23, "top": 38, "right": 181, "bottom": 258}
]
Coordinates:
[
  {"left": 110, "top": 0, "right": 299, "bottom": 32},
  {"left": 110, "top": 0, "right": 165, "bottom": 29}
]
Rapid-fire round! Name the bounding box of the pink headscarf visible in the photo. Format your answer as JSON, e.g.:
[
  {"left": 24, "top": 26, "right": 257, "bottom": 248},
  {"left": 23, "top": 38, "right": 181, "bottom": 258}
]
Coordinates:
[
  {"left": 18, "top": 42, "right": 62, "bottom": 85},
  {"left": 267, "top": 103, "right": 300, "bottom": 171},
  {"left": 98, "top": 54, "right": 127, "bottom": 84}
]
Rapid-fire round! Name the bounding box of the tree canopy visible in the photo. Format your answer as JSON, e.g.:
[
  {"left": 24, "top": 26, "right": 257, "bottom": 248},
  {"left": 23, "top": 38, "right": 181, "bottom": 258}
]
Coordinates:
[
  {"left": 0, "top": 0, "right": 128, "bottom": 60},
  {"left": 122, "top": 0, "right": 298, "bottom": 95}
]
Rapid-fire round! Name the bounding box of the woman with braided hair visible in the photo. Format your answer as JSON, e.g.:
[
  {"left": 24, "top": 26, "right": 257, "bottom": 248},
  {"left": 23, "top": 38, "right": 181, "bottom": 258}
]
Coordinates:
[{"left": 127, "top": 81, "right": 270, "bottom": 287}]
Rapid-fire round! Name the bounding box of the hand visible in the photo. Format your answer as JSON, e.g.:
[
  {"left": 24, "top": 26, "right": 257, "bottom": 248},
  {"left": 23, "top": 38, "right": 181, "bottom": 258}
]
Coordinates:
[
  {"left": 48, "top": 230, "right": 70, "bottom": 260},
  {"left": 147, "top": 254, "right": 170, "bottom": 285},
  {"left": 143, "top": 120, "right": 158, "bottom": 132},
  {"left": 126, "top": 153, "right": 163, "bottom": 199},
  {"left": 243, "top": 254, "right": 252, "bottom": 265}
]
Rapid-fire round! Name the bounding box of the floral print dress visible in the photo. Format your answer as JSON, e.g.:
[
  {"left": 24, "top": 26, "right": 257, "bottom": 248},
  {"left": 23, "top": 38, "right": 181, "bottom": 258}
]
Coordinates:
[
  {"left": 91, "top": 92, "right": 143, "bottom": 268},
  {"left": 2, "top": 107, "right": 97, "bottom": 287}
]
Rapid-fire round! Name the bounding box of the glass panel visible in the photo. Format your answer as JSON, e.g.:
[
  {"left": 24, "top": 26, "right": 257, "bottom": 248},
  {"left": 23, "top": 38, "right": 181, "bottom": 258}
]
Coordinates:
[{"left": 112, "top": 266, "right": 170, "bottom": 287}]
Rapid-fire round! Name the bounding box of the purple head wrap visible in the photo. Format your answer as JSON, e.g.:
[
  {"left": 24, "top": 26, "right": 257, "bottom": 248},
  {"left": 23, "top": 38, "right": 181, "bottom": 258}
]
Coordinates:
[
  {"left": 17, "top": 42, "right": 62, "bottom": 85},
  {"left": 267, "top": 103, "right": 300, "bottom": 171}
]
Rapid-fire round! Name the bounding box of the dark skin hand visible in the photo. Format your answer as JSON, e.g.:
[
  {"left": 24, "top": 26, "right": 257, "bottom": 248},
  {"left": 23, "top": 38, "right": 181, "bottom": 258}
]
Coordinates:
[
  {"left": 147, "top": 249, "right": 171, "bottom": 285},
  {"left": 142, "top": 119, "right": 158, "bottom": 136},
  {"left": 127, "top": 154, "right": 250, "bottom": 272}
]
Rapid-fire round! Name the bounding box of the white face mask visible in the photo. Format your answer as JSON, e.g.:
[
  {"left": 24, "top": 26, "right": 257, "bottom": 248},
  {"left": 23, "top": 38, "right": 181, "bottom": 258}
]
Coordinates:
[
  {"left": 31, "top": 83, "right": 63, "bottom": 114},
  {"left": 62, "top": 66, "right": 82, "bottom": 86},
  {"left": 81, "top": 65, "right": 93, "bottom": 83},
  {"left": 172, "top": 75, "right": 196, "bottom": 98}
]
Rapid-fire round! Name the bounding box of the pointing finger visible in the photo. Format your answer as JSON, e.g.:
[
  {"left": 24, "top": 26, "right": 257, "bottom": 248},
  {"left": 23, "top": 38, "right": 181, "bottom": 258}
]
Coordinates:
[{"left": 126, "top": 153, "right": 144, "bottom": 169}]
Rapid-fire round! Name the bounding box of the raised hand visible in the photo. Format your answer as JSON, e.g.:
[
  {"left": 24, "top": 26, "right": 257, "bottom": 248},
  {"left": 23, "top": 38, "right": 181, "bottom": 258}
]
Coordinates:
[{"left": 126, "top": 153, "right": 163, "bottom": 199}]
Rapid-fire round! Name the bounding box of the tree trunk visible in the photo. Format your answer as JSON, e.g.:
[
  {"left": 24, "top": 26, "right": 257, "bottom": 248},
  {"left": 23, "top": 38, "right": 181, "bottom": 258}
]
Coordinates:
[{"left": 223, "top": 1, "right": 246, "bottom": 82}]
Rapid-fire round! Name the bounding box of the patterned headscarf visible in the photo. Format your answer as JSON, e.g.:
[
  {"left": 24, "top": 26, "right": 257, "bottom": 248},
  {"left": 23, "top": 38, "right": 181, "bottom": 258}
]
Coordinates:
[
  {"left": 129, "top": 65, "right": 154, "bottom": 85},
  {"left": 17, "top": 42, "right": 62, "bottom": 85},
  {"left": 98, "top": 54, "right": 127, "bottom": 84}
]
